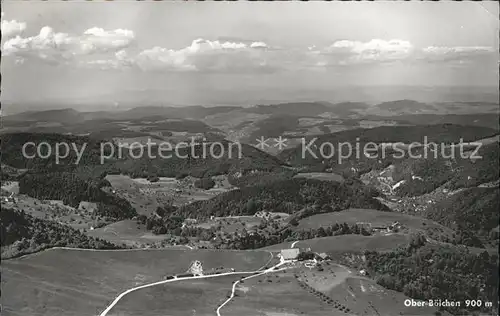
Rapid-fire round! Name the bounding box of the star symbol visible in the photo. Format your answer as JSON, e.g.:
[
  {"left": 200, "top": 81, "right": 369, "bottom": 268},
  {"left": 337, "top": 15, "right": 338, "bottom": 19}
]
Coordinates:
[
  {"left": 273, "top": 136, "right": 288, "bottom": 150},
  {"left": 255, "top": 136, "right": 270, "bottom": 150}
]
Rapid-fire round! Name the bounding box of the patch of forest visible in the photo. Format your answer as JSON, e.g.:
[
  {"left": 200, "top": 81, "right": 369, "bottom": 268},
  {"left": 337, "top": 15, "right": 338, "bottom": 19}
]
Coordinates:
[
  {"left": 365, "top": 234, "right": 499, "bottom": 316},
  {"left": 424, "top": 187, "right": 499, "bottom": 247},
  {"left": 1, "top": 132, "right": 285, "bottom": 179},
  {"left": 1, "top": 208, "right": 122, "bottom": 259},
  {"left": 177, "top": 178, "right": 389, "bottom": 219},
  {"left": 18, "top": 172, "right": 137, "bottom": 220}
]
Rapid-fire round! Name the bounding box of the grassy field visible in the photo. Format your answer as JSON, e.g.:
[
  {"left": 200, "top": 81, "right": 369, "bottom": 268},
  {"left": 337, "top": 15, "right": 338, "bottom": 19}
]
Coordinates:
[
  {"left": 261, "top": 234, "right": 410, "bottom": 254},
  {"left": 86, "top": 219, "right": 166, "bottom": 247},
  {"left": 105, "top": 175, "right": 233, "bottom": 215},
  {"left": 195, "top": 216, "right": 264, "bottom": 234},
  {"left": 2, "top": 248, "right": 271, "bottom": 316},
  {"left": 298, "top": 262, "right": 353, "bottom": 292},
  {"left": 223, "top": 270, "right": 338, "bottom": 316},
  {"left": 1, "top": 194, "right": 98, "bottom": 230},
  {"left": 296, "top": 208, "right": 454, "bottom": 238},
  {"left": 293, "top": 172, "right": 345, "bottom": 183},
  {"left": 294, "top": 262, "right": 447, "bottom": 316},
  {"left": 222, "top": 261, "right": 447, "bottom": 316},
  {"left": 106, "top": 274, "right": 243, "bottom": 316},
  {"left": 1, "top": 180, "right": 19, "bottom": 193},
  {"left": 105, "top": 175, "right": 165, "bottom": 215},
  {"left": 102, "top": 174, "right": 238, "bottom": 245},
  {"left": 327, "top": 276, "right": 446, "bottom": 316}
]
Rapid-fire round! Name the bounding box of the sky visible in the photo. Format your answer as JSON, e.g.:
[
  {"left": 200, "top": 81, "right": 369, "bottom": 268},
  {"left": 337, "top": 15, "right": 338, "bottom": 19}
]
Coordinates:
[{"left": 1, "top": 1, "right": 499, "bottom": 109}]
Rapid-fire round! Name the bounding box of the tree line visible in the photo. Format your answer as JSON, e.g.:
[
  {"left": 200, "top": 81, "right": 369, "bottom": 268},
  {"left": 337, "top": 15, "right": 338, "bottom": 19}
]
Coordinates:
[
  {"left": 19, "top": 171, "right": 137, "bottom": 220},
  {"left": 177, "top": 178, "right": 388, "bottom": 220},
  {"left": 365, "top": 234, "right": 499, "bottom": 316},
  {"left": 1, "top": 208, "right": 122, "bottom": 259}
]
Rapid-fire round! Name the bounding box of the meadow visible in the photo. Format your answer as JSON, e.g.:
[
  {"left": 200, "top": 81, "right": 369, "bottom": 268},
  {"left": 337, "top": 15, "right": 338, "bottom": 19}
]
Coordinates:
[
  {"left": 2, "top": 248, "right": 271, "bottom": 316},
  {"left": 261, "top": 234, "right": 410, "bottom": 254}
]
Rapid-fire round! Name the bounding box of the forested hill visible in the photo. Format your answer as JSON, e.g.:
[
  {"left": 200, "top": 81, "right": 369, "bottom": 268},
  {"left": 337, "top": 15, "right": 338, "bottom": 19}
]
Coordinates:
[
  {"left": 1, "top": 132, "right": 286, "bottom": 179},
  {"left": 108, "top": 140, "right": 286, "bottom": 179},
  {"left": 1, "top": 133, "right": 105, "bottom": 170},
  {"left": 279, "top": 124, "right": 498, "bottom": 165},
  {"left": 2, "top": 132, "right": 288, "bottom": 217},
  {"left": 390, "top": 141, "right": 499, "bottom": 197},
  {"left": 1, "top": 208, "right": 121, "bottom": 259},
  {"left": 365, "top": 235, "right": 499, "bottom": 316},
  {"left": 424, "top": 187, "right": 499, "bottom": 244},
  {"left": 278, "top": 126, "right": 499, "bottom": 197},
  {"left": 177, "top": 178, "right": 389, "bottom": 219},
  {"left": 18, "top": 172, "right": 138, "bottom": 220}
]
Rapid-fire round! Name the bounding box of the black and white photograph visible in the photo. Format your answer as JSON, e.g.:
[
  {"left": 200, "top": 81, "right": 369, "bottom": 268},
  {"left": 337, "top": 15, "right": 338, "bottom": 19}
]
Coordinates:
[{"left": 1, "top": 1, "right": 499, "bottom": 316}]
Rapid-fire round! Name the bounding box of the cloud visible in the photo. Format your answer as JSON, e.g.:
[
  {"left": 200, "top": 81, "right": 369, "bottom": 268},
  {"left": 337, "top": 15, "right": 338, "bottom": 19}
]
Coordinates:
[
  {"left": 3, "top": 23, "right": 495, "bottom": 73},
  {"left": 250, "top": 42, "right": 268, "bottom": 49},
  {"left": 316, "top": 39, "right": 414, "bottom": 65},
  {"left": 80, "top": 28, "right": 135, "bottom": 53},
  {"left": 1, "top": 14, "right": 27, "bottom": 39},
  {"left": 307, "top": 39, "right": 496, "bottom": 67},
  {"left": 330, "top": 39, "right": 413, "bottom": 55},
  {"left": 4, "top": 33, "right": 277, "bottom": 72},
  {"left": 422, "top": 46, "right": 494, "bottom": 55},
  {"left": 419, "top": 46, "right": 496, "bottom": 62},
  {"left": 133, "top": 38, "right": 278, "bottom": 73},
  {"left": 79, "top": 50, "right": 135, "bottom": 70},
  {"left": 2, "top": 25, "right": 135, "bottom": 63}
]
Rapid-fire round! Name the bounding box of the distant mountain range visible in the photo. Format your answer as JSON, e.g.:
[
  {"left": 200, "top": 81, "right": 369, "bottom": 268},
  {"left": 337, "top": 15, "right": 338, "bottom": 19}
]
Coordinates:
[
  {"left": 3, "top": 99, "right": 498, "bottom": 122},
  {"left": 1, "top": 100, "right": 498, "bottom": 144},
  {"left": 3, "top": 85, "right": 498, "bottom": 115}
]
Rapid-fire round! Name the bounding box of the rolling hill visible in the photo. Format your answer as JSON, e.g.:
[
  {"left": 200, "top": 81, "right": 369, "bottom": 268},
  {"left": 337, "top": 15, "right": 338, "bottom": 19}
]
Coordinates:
[
  {"left": 1, "top": 208, "right": 120, "bottom": 259},
  {"left": 424, "top": 187, "right": 499, "bottom": 244},
  {"left": 371, "top": 113, "right": 500, "bottom": 130},
  {"left": 2, "top": 106, "right": 241, "bottom": 123},
  {"left": 2, "top": 248, "right": 270, "bottom": 316},
  {"left": 371, "top": 99, "right": 437, "bottom": 115},
  {"left": 2, "top": 111, "right": 224, "bottom": 140},
  {"left": 3, "top": 101, "right": 499, "bottom": 316},
  {"left": 177, "top": 178, "right": 388, "bottom": 220},
  {"left": 242, "top": 102, "right": 332, "bottom": 117},
  {"left": 279, "top": 125, "right": 499, "bottom": 196},
  {"left": 261, "top": 234, "right": 410, "bottom": 254},
  {"left": 2, "top": 108, "right": 84, "bottom": 124},
  {"left": 294, "top": 208, "right": 454, "bottom": 238},
  {"left": 326, "top": 101, "right": 370, "bottom": 116},
  {"left": 364, "top": 236, "right": 499, "bottom": 316},
  {"left": 1, "top": 132, "right": 286, "bottom": 178}
]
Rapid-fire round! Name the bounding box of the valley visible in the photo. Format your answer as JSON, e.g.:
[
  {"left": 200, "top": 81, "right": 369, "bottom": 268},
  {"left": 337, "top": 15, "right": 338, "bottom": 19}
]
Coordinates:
[{"left": 1, "top": 99, "right": 499, "bottom": 316}]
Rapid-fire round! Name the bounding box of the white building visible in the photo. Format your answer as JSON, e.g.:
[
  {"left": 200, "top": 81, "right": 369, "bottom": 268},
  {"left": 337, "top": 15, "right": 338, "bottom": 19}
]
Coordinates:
[{"left": 280, "top": 248, "right": 300, "bottom": 261}]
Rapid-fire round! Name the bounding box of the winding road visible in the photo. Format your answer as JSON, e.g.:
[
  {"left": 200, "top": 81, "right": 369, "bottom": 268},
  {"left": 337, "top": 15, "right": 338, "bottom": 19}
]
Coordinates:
[
  {"left": 215, "top": 240, "right": 300, "bottom": 315},
  {"left": 215, "top": 261, "right": 288, "bottom": 316},
  {"left": 98, "top": 271, "right": 259, "bottom": 316},
  {"left": 96, "top": 250, "right": 276, "bottom": 316},
  {"left": 98, "top": 263, "right": 285, "bottom": 316}
]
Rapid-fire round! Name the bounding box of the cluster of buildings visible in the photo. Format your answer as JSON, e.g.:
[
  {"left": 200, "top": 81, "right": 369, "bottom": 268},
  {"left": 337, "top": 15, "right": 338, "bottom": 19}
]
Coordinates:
[
  {"left": 254, "top": 211, "right": 285, "bottom": 220},
  {"left": 355, "top": 221, "right": 402, "bottom": 234},
  {"left": 254, "top": 211, "right": 273, "bottom": 220},
  {"left": 2, "top": 192, "right": 16, "bottom": 203},
  {"left": 279, "top": 247, "right": 330, "bottom": 263}
]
